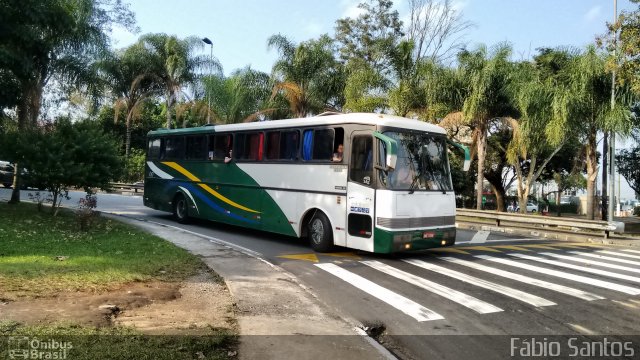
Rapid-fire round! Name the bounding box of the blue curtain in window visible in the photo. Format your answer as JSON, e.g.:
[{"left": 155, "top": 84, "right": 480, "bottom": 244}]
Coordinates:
[{"left": 303, "top": 130, "right": 313, "bottom": 161}]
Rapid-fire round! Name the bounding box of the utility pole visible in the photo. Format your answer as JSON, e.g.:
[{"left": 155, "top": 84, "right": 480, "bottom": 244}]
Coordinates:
[
  {"left": 608, "top": 0, "right": 617, "bottom": 221},
  {"left": 202, "top": 37, "right": 213, "bottom": 124}
]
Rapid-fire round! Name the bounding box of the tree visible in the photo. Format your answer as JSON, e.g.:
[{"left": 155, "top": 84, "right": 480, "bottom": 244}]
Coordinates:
[
  {"left": 457, "top": 44, "right": 517, "bottom": 210},
  {"left": 268, "top": 34, "right": 345, "bottom": 117},
  {"left": 406, "top": 0, "right": 472, "bottom": 64},
  {"left": 99, "top": 43, "right": 160, "bottom": 156},
  {"left": 335, "top": 0, "right": 404, "bottom": 74},
  {"left": 550, "top": 46, "right": 633, "bottom": 219},
  {"left": 603, "top": 0, "right": 640, "bottom": 95},
  {"left": 201, "top": 67, "right": 272, "bottom": 123},
  {"left": 0, "top": 0, "right": 134, "bottom": 203},
  {"left": 617, "top": 147, "right": 640, "bottom": 196},
  {"left": 140, "top": 33, "right": 220, "bottom": 128},
  {"left": 11, "top": 119, "right": 122, "bottom": 214}
]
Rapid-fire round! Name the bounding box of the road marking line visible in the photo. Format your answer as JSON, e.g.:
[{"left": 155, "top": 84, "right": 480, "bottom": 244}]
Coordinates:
[
  {"left": 460, "top": 246, "right": 502, "bottom": 253},
  {"left": 491, "top": 245, "right": 532, "bottom": 252},
  {"left": 540, "top": 252, "right": 640, "bottom": 274},
  {"left": 509, "top": 253, "right": 640, "bottom": 286},
  {"left": 612, "top": 300, "right": 640, "bottom": 310},
  {"left": 403, "top": 259, "right": 555, "bottom": 307},
  {"left": 566, "top": 323, "right": 597, "bottom": 335},
  {"left": 469, "top": 230, "right": 490, "bottom": 244},
  {"left": 520, "top": 244, "right": 560, "bottom": 250},
  {"left": 623, "top": 249, "right": 640, "bottom": 255},
  {"left": 598, "top": 250, "right": 640, "bottom": 260},
  {"left": 430, "top": 248, "right": 471, "bottom": 255},
  {"left": 315, "top": 263, "right": 444, "bottom": 322},
  {"left": 569, "top": 251, "right": 640, "bottom": 267},
  {"left": 362, "top": 260, "right": 502, "bottom": 314},
  {"left": 476, "top": 255, "right": 640, "bottom": 295},
  {"left": 323, "top": 252, "right": 361, "bottom": 259},
  {"left": 278, "top": 253, "right": 320, "bottom": 263},
  {"left": 440, "top": 257, "right": 604, "bottom": 301}
]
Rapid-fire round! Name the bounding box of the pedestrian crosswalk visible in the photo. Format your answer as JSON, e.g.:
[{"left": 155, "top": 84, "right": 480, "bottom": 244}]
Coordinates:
[{"left": 314, "top": 245, "right": 640, "bottom": 322}]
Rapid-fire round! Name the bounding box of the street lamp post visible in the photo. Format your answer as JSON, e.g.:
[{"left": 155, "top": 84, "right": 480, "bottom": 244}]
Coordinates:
[
  {"left": 608, "top": 0, "right": 617, "bottom": 220},
  {"left": 202, "top": 37, "right": 213, "bottom": 124}
]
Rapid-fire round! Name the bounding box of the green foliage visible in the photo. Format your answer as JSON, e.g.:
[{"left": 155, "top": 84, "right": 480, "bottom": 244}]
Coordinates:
[
  {"left": 616, "top": 147, "right": 640, "bottom": 195},
  {"left": 603, "top": 0, "right": 640, "bottom": 96},
  {"left": 335, "top": 0, "right": 404, "bottom": 74},
  {"left": 122, "top": 148, "right": 146, "bottom": 182},
  {"left": 139, "top": 33, "right": 221, "bottom": 128},
  {"left": 202, "top": 67, "right": 272, "bottom": 123},
  {"left": 11, "top": 119, "right": 122, "bottom": 214},
  {"left": 268, "top": 34, "right": 345, "bottom": 117}
]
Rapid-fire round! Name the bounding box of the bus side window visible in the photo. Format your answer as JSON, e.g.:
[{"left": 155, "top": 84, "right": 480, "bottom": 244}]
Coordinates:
[
  {"left": 333, "top": 128, "right": 344, "bottom": 162},
  {"left": 186, "top": 136, "right": 206, "bottom": 160},
  {"left": 265, "top": 131, "right": 280, "bottom": 160},
  {"left": 148, "top": 139, "right": 161, "bottom": 159},
  {"left": 280, "top": 131, "right": 299, "bottom": 160},
  {"left": 209, "top": 134, "right": 231, "bottom": 160},
  {"left": 350, "top": 136, "right": 373, "bottom": 186},
  {"left": 164, "top": 136, "right": 185, "bottom": 159}
]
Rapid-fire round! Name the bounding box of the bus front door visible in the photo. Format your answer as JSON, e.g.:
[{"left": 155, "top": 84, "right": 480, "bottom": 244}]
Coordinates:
[{"left": 346, "top": 133, "right": 375, "bottom": 252}]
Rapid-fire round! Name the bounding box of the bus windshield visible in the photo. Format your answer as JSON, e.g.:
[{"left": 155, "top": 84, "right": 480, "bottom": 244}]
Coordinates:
[{"left": 379, "top": 131, "right": 452, "bottom": 191}]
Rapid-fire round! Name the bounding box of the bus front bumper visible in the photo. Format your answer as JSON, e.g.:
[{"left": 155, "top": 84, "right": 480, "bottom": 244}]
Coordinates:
[{"left": 373, "top": 226, "right": 457, "bottom": 253}]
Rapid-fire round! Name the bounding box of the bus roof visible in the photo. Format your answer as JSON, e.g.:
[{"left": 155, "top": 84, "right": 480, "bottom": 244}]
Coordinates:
[{"left": 148, "top": 113, "right": 447, "bottom": 136}]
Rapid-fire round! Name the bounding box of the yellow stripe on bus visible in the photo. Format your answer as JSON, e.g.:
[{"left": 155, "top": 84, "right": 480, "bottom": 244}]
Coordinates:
[{"left": 162, "top": 161, "right": 261, "bottom": 214}]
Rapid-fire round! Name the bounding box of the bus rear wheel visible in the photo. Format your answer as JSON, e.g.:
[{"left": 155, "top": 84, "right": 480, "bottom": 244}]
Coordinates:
[
  {"left": 309, "top": 212, "right": 333, "bottom": 253},
  {"left": 173, "top": 194, "right": 189, "bottom": 224}
]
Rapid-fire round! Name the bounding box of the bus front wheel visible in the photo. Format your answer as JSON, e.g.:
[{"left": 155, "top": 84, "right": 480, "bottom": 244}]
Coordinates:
[
  {"left": 309, "top": 212, "right": 333, "bottom": 253},
  {"left": 173, "top": 194, "right": 189, "bottom": 224}
]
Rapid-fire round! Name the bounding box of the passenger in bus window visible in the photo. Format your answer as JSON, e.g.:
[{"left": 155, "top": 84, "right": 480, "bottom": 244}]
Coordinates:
[
  {"left": 332, "top": 144, "right": 343, "bottom": 162},
  {"left": 224, "top": 150, "right": 232, "bottom": 164}
]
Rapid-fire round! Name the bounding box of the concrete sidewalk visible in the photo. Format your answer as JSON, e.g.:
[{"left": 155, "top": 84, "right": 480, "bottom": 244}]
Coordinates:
[{"left": 111, "top": 215, "right": 392, "bottom": 360}]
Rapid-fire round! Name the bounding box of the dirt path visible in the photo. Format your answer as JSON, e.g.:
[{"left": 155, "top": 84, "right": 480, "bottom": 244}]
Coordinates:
[{"left": 0, "top": 270, "right": 236, "bottom": 335}]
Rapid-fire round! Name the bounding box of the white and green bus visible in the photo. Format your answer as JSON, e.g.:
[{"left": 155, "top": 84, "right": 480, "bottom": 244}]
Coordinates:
[{"left": 143, "top": 113, "right": 469, "bottom": 253}]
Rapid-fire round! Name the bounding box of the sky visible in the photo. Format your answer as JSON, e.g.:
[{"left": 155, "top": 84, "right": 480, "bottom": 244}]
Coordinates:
[{"left": 110, "top": 0, "right": 638, "bottom": 199}]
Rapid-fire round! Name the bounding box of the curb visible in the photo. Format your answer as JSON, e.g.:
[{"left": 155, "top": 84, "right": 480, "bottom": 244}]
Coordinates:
[{"left": 103, "top": 213, "right": 394, "bottom": 360}]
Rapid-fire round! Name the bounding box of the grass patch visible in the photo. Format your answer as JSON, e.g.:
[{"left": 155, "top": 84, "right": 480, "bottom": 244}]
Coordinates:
[
  {"left": 0, "top": 321, "right": 237, "bottom": 360},
  {"left": 0, "top": 202, "right": 204, "bottom": 299}
]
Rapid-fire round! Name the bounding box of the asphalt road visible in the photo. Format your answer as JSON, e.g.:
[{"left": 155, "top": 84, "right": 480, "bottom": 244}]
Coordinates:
[{"left": 3, "top": 188, "right": 640, "bottom": 359}]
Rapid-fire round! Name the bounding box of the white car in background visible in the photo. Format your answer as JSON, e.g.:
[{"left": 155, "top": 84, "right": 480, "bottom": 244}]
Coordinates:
[{"left": 516, "top": 202, "right": 539, "bottom": 213}]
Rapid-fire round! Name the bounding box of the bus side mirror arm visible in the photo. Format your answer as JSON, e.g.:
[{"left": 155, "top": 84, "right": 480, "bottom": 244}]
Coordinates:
[
  {"left": 447, "top": 139, "right": 470, "bottom": 172},
  {"left": 373, "top": 131, "right": 397, "bottom": 171}
]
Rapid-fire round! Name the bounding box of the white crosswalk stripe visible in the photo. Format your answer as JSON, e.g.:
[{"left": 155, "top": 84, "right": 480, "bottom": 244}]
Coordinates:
[
  {"left": 569, "top": 251, "right": 640, "bottom": 267},
  {"left": 623, "top": 249, "right": 640, "bottom": 255},
  {"left": 403, "top": 259, "right": 556, "bottom": 307},
  {"left": 476, "top": 255, "right": 640, "bottom": 295},
  {"left": 509, "top": 253, "right": 640, "bottom": 285},
  {"left": 597, "top": 250, "right": 640, "bottom": 260},
  {"left": 439, "top": 256, "right": 604, "bottom": 301},
  {"left": 540, "top": 252, "right": 640, "bottom": 274},
  {"left": 315, "top": 263, "right": 444, "bottom": 322},
  {"left": 361, "top": 260, "right": 503, "bottom": 314}
]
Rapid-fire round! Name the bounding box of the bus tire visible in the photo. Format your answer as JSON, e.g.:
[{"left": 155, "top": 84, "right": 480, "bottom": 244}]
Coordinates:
[
  {"left": 309, "top": 211, "right": 333, "bottom": 253},
  {"left": 173, "top": 194, "right": 189, "bottom": 224}
]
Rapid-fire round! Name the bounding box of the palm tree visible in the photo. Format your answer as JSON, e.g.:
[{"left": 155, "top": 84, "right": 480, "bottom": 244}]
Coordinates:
[
  {"left": 550, "top": 46, "right": 633, "bottom": 219},
  {"left": 268, "top": 34, "right": 345, "bottom": 117},
  {"left": 140, "top": 33, "right": 221, "bottom": 128},
  {"left": 457, "top": 43, "right": 517, "bottom": 210},
  {"left": 201, "top": 67, "right": 272, "bottom": 123},
  {"left": 99, "top": 44, "right": 160, "bottom": 156}
]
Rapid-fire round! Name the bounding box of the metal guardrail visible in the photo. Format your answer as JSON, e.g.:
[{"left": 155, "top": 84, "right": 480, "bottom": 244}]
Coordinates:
[
  {"left": 109, "top": 182, "right": 144, "bottom": 193},
  {"left": 456, "top": 209, "right": 625, "bottom": 238}
]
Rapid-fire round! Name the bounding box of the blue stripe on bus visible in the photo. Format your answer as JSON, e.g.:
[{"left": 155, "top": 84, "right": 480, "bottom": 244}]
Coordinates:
[{"left": 183, "top": 183, "right": 259, "bottom": 225}]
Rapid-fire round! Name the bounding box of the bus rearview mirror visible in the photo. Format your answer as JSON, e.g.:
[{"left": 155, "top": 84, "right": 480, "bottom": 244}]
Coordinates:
[{"left": 373, "top": 131, "right": 397, "bottom": 171}]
